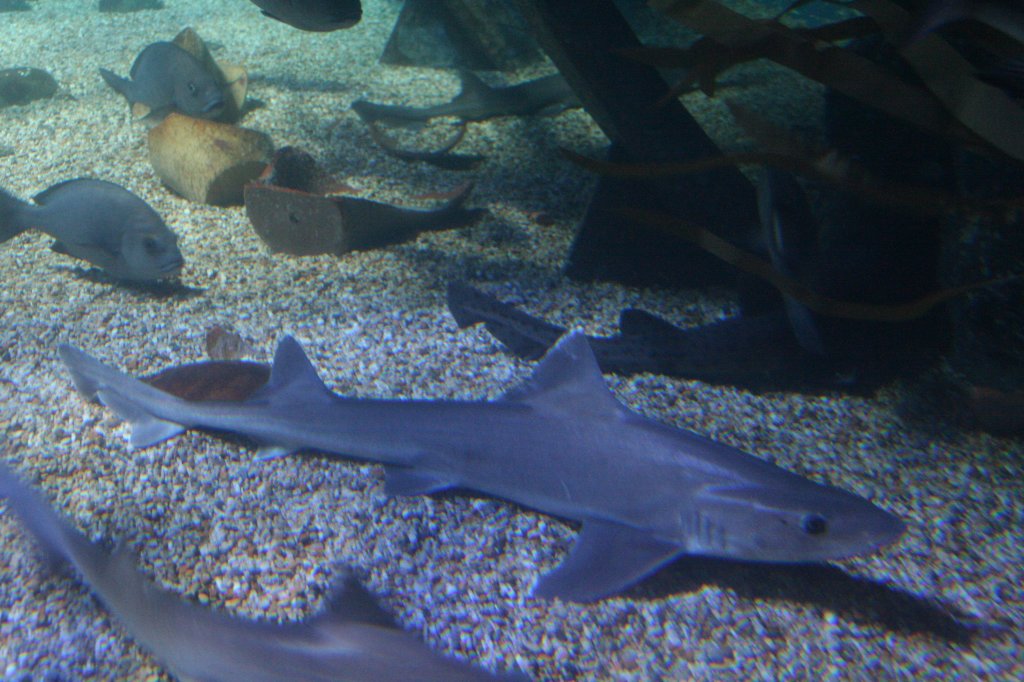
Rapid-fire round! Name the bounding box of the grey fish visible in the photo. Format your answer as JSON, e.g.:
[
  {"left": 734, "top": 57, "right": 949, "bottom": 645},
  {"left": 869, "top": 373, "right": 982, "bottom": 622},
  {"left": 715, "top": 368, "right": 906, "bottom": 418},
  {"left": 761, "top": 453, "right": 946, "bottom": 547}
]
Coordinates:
[
  {"left": 351, "top": 71, "right": 580, "bottom": 125},
  {"left": 100, "top": 41, "right": 225, "bottom": 119},
  {"left": 250, "top": 0, "right": 361, "bottom": 31},
  {"left": 0, "top": 461, "right": 524, "bottom": 681},
  {"left": 0, "top": 178, "right": 184, "bottom": 281},
  {"left": 60, "top": 332, "right": 905, "bottom": 603}
]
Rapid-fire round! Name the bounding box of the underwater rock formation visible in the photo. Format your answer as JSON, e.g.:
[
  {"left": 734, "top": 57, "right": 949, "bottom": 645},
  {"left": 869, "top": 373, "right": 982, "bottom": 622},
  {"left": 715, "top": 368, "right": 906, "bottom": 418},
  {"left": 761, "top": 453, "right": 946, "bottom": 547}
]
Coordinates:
[
  {"left": 148, "top": 113, "right": 274, "bottom": 206},
  {"left": 244, "top": 147, "right": 484, "bottom": 256}
]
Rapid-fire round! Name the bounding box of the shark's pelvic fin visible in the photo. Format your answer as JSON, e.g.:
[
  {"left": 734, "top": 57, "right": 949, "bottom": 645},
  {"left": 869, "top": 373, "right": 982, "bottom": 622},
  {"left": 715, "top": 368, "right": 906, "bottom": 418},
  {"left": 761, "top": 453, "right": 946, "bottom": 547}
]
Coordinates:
[
  {"left": 95, "top": 388, "right": 185, "bottom": 448},
  {"left": 500, "top": 331, "right": 621, "bottom": 417},
  {"left": 532, "top": 518, "right": 683, "bottom": 602},
  {"left": 247, "top": 336, "right": 335, "bottom": 406}
]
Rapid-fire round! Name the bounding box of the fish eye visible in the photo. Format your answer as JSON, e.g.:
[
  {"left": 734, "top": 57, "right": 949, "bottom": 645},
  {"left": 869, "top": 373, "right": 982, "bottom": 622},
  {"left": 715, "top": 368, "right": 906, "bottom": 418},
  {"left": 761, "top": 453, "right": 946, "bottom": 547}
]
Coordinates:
[
  {"left": 187, "top": 81, "right": 198, "bottom": 96},
  {"left": 143, "top": 236, "right": 165, "bottom": 255},
  {"left": 801, "top": 514, "right": 828, "bottom": 535}
]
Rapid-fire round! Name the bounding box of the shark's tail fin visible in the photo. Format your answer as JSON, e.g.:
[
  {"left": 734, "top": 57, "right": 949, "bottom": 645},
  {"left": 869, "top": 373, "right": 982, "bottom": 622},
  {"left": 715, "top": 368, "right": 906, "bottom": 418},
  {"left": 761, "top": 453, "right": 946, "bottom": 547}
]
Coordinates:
[
  {"left": 0, "top": 461, "right": 88, "bottom": 571},
  {"left": 0, "top": 186, "right": 28, "bottom": 243},
  {"left": 58, "top": 345, "right": 186, "bottom": 448}
]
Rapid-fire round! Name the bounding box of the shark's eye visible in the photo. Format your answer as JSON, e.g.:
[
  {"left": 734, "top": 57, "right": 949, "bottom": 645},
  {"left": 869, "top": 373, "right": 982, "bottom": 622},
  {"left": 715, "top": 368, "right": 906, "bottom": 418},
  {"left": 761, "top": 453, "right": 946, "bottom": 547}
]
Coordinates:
[
  {"left": 187, "top": 81, "right": 198, "bottom": 96},
  {"left": 801, "top": 514, "right": 828, "bottom": 535}
]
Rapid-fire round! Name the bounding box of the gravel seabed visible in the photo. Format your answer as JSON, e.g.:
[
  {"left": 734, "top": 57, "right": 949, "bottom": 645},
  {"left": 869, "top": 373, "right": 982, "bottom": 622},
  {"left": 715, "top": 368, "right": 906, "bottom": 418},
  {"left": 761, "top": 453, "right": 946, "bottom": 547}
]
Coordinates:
[{"left": 1, "top": 1, "right": 1022, "bottom": 680}]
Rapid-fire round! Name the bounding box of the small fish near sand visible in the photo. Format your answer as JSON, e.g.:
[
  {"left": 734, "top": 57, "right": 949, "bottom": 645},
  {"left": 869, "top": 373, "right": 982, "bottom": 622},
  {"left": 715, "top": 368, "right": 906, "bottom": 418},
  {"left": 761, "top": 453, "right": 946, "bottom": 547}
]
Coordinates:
[
  {"left": 0, "top": 462, "right": 524, "bottom": 681},
  {"left": 61, "top": 333, "right": 904, "bottom": 602},
  {"left": 0, "top": 179, "right": 183, "bottom": 282},
  {"left": 100, "top": 41, "right": 226, "bottom": 120},
  {"left": 249, "top": 0, "right": 362, "bottom": 31}
]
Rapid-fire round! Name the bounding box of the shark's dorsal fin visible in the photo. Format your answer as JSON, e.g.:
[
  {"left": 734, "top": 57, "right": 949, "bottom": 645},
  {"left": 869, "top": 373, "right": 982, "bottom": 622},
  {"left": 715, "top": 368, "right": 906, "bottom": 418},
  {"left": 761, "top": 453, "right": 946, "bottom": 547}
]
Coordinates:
[
  {"left": 455, "top": 70, "right": 494, "bottom": 104},
  {"left": 500, "top": 331, "right": 620, "bottom": 416},
  {"left": 311, "top": 568, "right": 398, "bottom": 630},
  {"left": 246, "top": 336, "right": 334, "bottom": 405}
]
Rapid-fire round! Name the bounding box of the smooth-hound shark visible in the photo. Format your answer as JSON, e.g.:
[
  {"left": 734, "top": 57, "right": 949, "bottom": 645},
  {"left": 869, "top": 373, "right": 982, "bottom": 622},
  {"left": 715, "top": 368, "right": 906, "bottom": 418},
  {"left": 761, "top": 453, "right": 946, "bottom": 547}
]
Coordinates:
[
  {"left": 60, "top": 332, "right": 904, "bottom": 602},
  {"left": 350, "top": 71, "right": 580, "bottom": 125},
  {"left": 0, "top": 461, "right": 522, "bottom": 681}
]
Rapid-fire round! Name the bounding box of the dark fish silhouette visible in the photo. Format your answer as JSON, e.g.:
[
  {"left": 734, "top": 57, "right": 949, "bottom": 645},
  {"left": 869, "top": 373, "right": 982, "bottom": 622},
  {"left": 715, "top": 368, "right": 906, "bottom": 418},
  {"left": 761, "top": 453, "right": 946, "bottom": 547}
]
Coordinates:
[
  {"left": 446, "top": 283, "right": 853, "bottom": 391},
  {"left": 61, "top": 334, "right": 904, "bottom": 602},
  {"left": 100, "top": 42, "right": 225, "bottom": 119},
  {"left": 351, "top": 71, "right": 579, "bottom": 124},
  {"left": 249, "top": 0, "right": 361, "bottom": 31},
  {"left": 0, "top": 462, "right": 522, "bottom": 681},
  {"left": 905, "top": 0, "right": 1024, "bottom": 43},
  {"left": 0, "top": 179, "right": 184, "bottom": 281}
]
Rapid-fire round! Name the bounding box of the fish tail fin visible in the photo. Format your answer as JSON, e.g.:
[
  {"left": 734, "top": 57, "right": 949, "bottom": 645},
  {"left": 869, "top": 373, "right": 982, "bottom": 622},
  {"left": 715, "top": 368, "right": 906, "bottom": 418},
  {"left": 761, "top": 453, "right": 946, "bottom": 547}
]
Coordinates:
[
  {"left": 433, "top": 181, "right": 486, "bottom": 228},
  {"left": 350, "top": 99, "right": 428, "bottom": 128},
  {"left": 98, "top": 68, "right": 130, "bottom": 99},
  {"left": 58, "top": 345, "right": 186, "bottom": 448},
  {"left": 0, "top": 186, "right": 27, "bottom": 243}
]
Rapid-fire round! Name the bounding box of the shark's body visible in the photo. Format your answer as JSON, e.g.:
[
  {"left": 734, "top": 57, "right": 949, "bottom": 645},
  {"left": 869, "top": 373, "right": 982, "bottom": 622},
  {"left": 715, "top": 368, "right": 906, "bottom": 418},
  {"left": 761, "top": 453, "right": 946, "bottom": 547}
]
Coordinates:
[
  {"left": 60, "top": 333, "right": 904, "bottom": 602},
  {"left": 350, "top": 71, "right": 579, "bottom": 124},
  {"left": 0, "top": 462, "right": 520, "bottom": 681}
]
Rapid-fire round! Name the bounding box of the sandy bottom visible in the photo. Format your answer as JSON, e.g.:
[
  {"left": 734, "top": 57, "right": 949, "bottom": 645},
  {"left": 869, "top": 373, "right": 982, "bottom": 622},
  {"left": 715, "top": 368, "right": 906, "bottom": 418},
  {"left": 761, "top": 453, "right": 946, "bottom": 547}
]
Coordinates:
[{"left": 0, "top": 1, "right": 1021, "bottom": 680}]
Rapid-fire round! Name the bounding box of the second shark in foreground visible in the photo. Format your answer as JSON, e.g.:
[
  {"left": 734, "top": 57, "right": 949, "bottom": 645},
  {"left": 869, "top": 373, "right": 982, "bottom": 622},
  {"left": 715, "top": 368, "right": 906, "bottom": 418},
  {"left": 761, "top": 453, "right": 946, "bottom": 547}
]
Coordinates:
[
  {"left": 0, "top": 462, "right": 521, "bottom": 681},
  {"left": 60, "top": 333, "right": 905, "bottom": 602}
]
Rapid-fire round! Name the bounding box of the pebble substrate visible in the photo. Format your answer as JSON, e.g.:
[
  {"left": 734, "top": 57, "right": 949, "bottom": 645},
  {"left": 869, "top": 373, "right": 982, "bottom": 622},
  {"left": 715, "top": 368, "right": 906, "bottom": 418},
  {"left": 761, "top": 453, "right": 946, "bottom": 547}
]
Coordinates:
[{"left": 0, "top": 1, "right": 1021, "bottom": 680}]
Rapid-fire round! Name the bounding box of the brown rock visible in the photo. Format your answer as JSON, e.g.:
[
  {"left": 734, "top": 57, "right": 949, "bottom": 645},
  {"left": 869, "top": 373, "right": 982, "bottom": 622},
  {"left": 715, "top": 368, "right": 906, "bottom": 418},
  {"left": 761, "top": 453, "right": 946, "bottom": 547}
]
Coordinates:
[{"left": 148, "top": 113, "right": 273, "bottom": 206}]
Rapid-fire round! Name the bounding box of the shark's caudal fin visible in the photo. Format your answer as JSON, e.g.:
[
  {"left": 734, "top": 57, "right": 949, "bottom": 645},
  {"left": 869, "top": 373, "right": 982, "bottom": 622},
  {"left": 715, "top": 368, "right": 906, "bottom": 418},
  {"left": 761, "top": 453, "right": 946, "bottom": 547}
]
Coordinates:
[
  {"left": 500, "top": 331, "right": 621, "bottom": 417},
  {"left": 446, "top": 283, "right": 565, "bottom": 360},
  {"left": 0, "top": 461, "right": 81, "bottom": 568},
  {"left": 59, "top": 344, "right": 186, "bottom": 448}
]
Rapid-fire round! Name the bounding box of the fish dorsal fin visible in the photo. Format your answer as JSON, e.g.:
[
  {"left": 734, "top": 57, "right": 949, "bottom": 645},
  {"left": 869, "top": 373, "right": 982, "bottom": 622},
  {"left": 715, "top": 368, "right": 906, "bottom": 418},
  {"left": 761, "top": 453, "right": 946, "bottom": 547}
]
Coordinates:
[
  {"left": 311, "top": 568, "right": 398, "bottom": 630},
  {"left": 32, "top": 178, "right": 87, "bottom": 205},
  {"left": 246, "top": 336, "right": 334, "bottom": 405},
  {"left": 500, "top": 331, "right": 620, "bottom": 416}
]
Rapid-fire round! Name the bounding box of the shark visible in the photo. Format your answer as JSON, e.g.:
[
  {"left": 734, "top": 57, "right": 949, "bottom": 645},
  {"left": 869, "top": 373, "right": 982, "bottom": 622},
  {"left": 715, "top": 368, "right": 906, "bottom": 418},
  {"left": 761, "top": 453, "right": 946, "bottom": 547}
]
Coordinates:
[
  {"left": 59, "top": 332, "right": 905, "bottom": 603},
  {"left": 0, "top": 461, "right": 523, "bottom": 681},
  {"left": 350, "top": 71, "right": 579, "bottom": 125}
]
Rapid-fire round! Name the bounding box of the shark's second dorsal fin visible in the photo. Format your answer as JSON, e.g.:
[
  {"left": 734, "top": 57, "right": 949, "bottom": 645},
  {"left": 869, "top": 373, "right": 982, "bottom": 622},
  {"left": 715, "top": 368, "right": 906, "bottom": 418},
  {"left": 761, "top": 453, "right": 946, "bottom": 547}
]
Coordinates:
[
  {"left": 500, "top": 331, "right": 621, "bottom": 416},
  {"left": 311, "top": 568, "right": 398, "bottom": 630},
  {"left": 246, "top": 336, "right": 334, "bottom": 406},
  {"left": 453, "top": 70, "right": 494, "bottom": 109}
]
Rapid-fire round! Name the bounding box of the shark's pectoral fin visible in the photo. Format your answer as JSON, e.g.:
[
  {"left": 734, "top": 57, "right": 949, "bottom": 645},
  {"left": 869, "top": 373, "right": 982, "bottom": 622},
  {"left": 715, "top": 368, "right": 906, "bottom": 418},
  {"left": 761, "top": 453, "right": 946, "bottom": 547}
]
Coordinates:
[
  {"left": 383, "top": 466, "right": 459, "bottom": 496},
  {"left": 95, "top": 388, "right": 185, "bottom": 448},
  {"left": 532, "top": 519, "right": 683, "bottom": 602}
]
